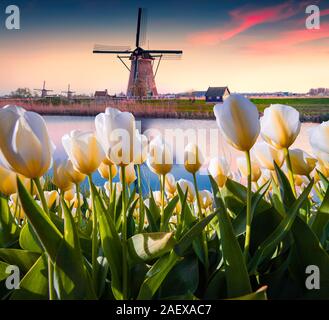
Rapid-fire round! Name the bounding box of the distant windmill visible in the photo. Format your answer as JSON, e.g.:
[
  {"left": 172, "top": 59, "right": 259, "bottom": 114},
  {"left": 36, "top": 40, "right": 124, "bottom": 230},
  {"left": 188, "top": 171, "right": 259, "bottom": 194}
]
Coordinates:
[
  {"left": 34, "top": 81, "right": 53, "bottom": 98},
  {"left": 62, "top": 84, "right": 75, "bottom": 99},
  {"left": 93, "top": 8, "right": 182, "bottom": 98}
]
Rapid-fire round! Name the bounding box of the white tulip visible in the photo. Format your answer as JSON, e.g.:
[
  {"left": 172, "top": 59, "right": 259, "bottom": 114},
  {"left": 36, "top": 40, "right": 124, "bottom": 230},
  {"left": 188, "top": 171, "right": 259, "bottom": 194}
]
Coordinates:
[
  {"left": 95, "top": 107, "right": 136, "bottom": 165},
  {"left": 177, "top": 179, "right": 196, "bottom": 203},
  {"left": 198, "top": 190, "right": 213, "bottom": 209},
  {"left": 260, "top": 104, "right": 300, "bottom": 150},
  {"left": 0, "top": 164, "right": 18, "bottom": 196},
  {"left": 64, "top": 159, "right": 86, "bottom": 184},
  {"left": 208, "top": 157, "right": 230, "bottom": 187},
  {"left": 236, "top": 157, "right": 261, "bottom": 182},
  {"left": 98, "top": 161, "right": 117, "bottom": 180},
  {"left": 147, "top": 136, "right": 173, "bottom": 176},
  {"left": 184, "top": 143, "right": 204, "bottom": 174},
  {"left": 44, "top": 190, "right": 59, "bottom": 208},
  {"left": 62, "top": 130, "right": 105, "bottom": 175},
  {"left": 134, "top": 130, "right": 148, "bottom": 165},
  {"left": 213, "top": 94, "right": 260, "bottom": 151},
  {"left": 52, "top": 159, "right": 74, "bottom": 191},
  {"left": 165, "top": 173, "right": 177, "bottom": 197},
  {"left": 310, "top": 121, "right": 329, "bottom": 155},
  {"left": 289, "top": 148, "right": 317, "bottom": 176},
  {"left": 252, "top": 142, "right": 285, "bottom": 170},
  {"left": 0, "top": 105, "right": 54, "bottom": 178},
  {"left": 120, "top": 162, "right": 137, "bottom": 186},
  {"left": 152, "top": 191, "right": 167, "bottom": 207}
]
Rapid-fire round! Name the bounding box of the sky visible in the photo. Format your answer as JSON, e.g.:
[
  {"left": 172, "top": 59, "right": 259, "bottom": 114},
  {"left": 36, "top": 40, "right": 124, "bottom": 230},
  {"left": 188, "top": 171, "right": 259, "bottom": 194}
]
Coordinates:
[{"left": 0, "top": 0, "right": 328, "bottom": 95}]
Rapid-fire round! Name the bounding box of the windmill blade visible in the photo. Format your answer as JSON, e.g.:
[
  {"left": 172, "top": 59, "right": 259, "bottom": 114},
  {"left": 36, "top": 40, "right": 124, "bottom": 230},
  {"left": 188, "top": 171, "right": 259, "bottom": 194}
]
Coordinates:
[
  {"left": 139, "top": 8, "right": 148, "bottom": 47},
  {"left": 93, "top": 44, "right": 132, "bottom": 54},
  {"left": 145, "top": 50, "right": 183, "bottom": 54},
  {"left": 151, "top": 54, "right": 182, "bottom": 60},
  {"left": 135, "top": 8, "right": 142, "bottom": 47}
]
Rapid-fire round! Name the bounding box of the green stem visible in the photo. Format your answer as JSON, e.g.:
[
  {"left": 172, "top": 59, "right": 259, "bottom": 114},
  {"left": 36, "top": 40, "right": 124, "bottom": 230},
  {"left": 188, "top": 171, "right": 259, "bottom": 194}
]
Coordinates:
[
  {"left": 284, "top": 148, "right": 297, "bottom": 197},
  {"left": 88, "top": 174, "right": 98, "bottom": 291},
  {"left": 243, "top": 151, "right": 252, "bottom": 263},
  {"left": 160, "top": 174, "right": 166, "bottom": 232},
  {"left": 137, "top": 165, "right": 145, "bottom": 233},
  {"left": 33, "top": 177, "right": 54, "bottom": 300},
  {"left": 33, "top": 178, "right": 49, "bottom": 215},
  {"left": 193, "top": 172, "right": 209, "bottom": 280},
  {"left": 121, "top": 166, "right": 128, "bottom": 300},
  {"left": 75, "top": 183, "right": 82, "bottom": 226}
]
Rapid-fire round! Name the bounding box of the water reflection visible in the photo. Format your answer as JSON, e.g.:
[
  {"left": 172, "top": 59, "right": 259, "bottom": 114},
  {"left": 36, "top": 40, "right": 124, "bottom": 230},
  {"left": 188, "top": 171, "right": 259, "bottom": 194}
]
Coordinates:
[{"left": 45, "top": 116, "right": 316, "bottom": 191}]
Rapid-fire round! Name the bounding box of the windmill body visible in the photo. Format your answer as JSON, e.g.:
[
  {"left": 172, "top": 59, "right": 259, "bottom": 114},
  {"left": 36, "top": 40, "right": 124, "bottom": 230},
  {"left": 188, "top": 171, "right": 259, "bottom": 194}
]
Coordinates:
[
  {"left": 34, "top": 81, "right": 53, "bottom": 98},
  {"left": 93, "top": 8, "right": 182, "bottom": 98}
]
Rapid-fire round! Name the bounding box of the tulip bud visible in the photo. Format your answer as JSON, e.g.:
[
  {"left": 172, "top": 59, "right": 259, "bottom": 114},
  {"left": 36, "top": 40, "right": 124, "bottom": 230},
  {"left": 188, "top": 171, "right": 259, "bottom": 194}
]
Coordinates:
[
  {"left": 184, "top": 143, "right": 204, "bottom": 174},
  {"left": 53, "top": 160, "right": 74, "bottom": 191},
  {"left": 62, "top": 130, "right": 105, "bottom": 175},
  {"left": 214, "top": 94, "right": 260, "bottom": 151},
  {"left": 120, "top": 162, "right": 137, "bottom": 186},
  {"left": 165, "top": 173, "right": 177, "bottom": 198},
  {"left": 65, "top": 159, "right": 86, "bottom": 184},
  {"left": 0, "top": 106, "right": 54, "bottom": 178},
  {"left": 208, "top": 157, "right": 230, "bottom": 188},
  {"left": 134, "top": 130, "right": 148, "bottom": 165},
  {"left": 236, "top": 157, "right": 261, "bottom": 182},
  {"left": 0, "top": 165, "right": 17, "bottom": 196},
  {"left": 44, "top": 190, "right": 59, "bottom": 208},
  {"left": 152, "top": 191, "right": 167, "bottom": 207},
  {"left": 95, "top": 107, "right": 136, "bottom": 165},
  {"left": 289, "top": 149, "right": 317, "bottom": 176},
  {"left": 198, "top": 190, "right": 213, "bottom": 210},
  {"left": 98, "top": 161, "right": 118, "bottom": 180},
  {"left": 252, "top": 142, "right": 284, "bottom": 170},
  {"left": 147, "top": 136, "right": 173, "bottom": 176},
  {"left": 260, "top": 104, "right": 301, "bottom": 150},
  {"left": 309, "top": 121, "right": 329, "bottom": 155},
  {"left": 177, "top": 179, "right": 196, "bottom": 203}
]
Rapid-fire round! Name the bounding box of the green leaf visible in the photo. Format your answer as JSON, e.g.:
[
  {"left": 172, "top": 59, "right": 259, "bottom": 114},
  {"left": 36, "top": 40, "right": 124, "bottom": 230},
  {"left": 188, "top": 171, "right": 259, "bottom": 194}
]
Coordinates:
[
  {"left": 227, "top": 286, "right": 267, "bottom": 300},
  {"left": 317, "top": 169, "right": 329, "bottom": 192},
  {"left": 162, "top": 195, "right": 179, "bottom": 231},
  {"left": 0, "top": 261, "right": 10, "bottom": 282},
  {"left": 249, "top": 179, "right": 314, "bottom": 273},
  {"left": 311, "top": 185, "right": 329, "bottom": 243},
  {"left": 90, "top": 182, "right": 123, "bottom": 300},
  {"left": 160, "top": 255, "right": 199, "bottom": 298},
  {"left": 128, "top": 232, "right": 176, "bottom": 263},
  {"left": 174, "top": 212, "right": 216, "bottom": 256},
  {"left": 209, "top": 175, "right": 252, "bottom": 298},
  {"left": 144, "top": 205, "right": 159, "bottom": 232},
  {"left": 10, "top": 254, "right": 48, "bottom": 300},
  {"left": 274, "top": 162, "right": 296, "bottom": 208},
  {"left": 290, "top": 216, "right": 329, "bottom": 298},
  {"left": 137, "top": 251, "right": 180, "bottom": 300},
  {"left": 0, "top": 248, "right": 40, "bottom": 274},
  {"left": 19, "top": 222, "right": 43, "bottom": 254},
  {"left": 0, "top": 195, "right": 19, "bottom": 247},
  {"left": 53, "top": 199, "right": 96, "bottom": 299},
  {"left": 17, "top": 178, "right": 63, "bottom": 262}
]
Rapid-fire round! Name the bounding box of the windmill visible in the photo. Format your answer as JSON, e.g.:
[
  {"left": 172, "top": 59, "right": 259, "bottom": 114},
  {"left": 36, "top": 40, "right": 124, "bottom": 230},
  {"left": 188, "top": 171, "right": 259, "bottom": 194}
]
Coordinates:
[
  {"left": 62, "top": 84, "right": 75, "bottom": 99},
  {"left": 34, "top": 81, "right": 53, "bottom": 98},
  {"left": 93, "top": 8, "right": 182, "bottom": 98}
]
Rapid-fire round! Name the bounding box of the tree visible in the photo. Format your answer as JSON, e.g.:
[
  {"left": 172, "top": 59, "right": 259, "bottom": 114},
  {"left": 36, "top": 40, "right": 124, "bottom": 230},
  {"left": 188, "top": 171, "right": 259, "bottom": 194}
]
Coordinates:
[{"left": 10, "top": 88, "right": 33, "bottom": 98}]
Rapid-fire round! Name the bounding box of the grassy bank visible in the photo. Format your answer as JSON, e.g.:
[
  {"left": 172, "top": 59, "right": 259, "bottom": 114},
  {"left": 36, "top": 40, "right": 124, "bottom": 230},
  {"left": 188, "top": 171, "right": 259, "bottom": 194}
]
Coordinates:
[{"left": 1, "top": 97, "right": 329, "bottom": 122}]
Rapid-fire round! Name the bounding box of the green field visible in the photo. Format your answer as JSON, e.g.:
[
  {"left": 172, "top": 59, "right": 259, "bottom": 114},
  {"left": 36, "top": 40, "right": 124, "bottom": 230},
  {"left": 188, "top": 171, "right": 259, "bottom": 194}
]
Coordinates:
[{"left": 144, "top": 98, "right": 329, "bottom": 121}]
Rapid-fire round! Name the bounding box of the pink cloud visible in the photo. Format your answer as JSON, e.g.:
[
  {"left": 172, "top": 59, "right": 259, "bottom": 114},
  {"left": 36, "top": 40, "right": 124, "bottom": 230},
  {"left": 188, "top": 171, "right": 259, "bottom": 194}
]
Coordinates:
[
  {"left": 245, "top": 21, "right": 329, "bottom": 54},
  {"left": 188, "top": 1, "right": 307, "bottom": 45}
]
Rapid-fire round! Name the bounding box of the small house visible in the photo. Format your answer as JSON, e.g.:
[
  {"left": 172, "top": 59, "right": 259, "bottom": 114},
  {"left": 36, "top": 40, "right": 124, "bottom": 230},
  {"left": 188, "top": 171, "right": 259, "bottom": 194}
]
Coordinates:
[
  {"left": 94, "top": 89, "right": 109, "bottom": 102},
  {"left": 205, "top": 87, "right": 230, "bottom": 102}
]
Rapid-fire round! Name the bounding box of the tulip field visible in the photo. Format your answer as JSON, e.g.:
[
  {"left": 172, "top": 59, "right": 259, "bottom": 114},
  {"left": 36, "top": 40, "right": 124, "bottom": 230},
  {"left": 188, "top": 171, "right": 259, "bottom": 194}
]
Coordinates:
[{"left": 1, "top": 95, "right": 329, "bottom": 300}]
